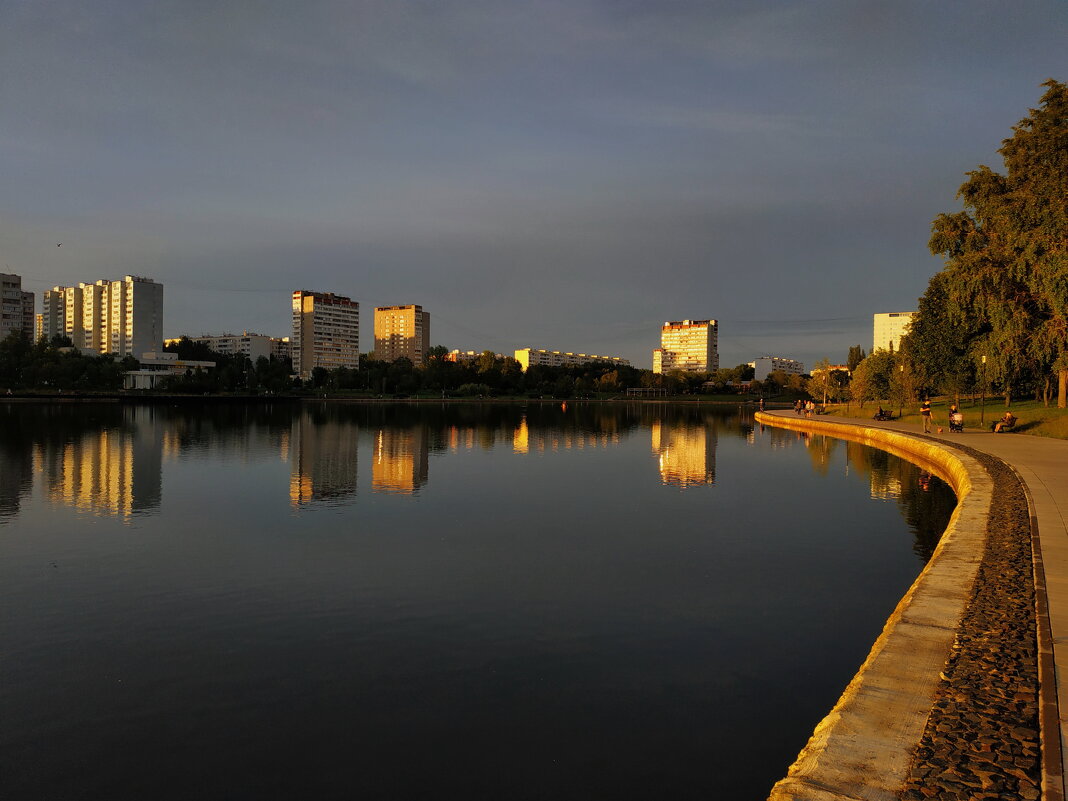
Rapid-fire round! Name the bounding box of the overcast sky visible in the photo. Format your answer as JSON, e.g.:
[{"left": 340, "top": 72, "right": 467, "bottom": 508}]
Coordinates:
[{"left": 2, "top": 1, "right": 1066, "bottom": 369}]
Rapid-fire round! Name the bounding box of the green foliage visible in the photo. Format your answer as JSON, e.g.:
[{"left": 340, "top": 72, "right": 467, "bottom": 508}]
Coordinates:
[
  {"left": 846, "top": 345, "right": 866, "bottom": 372},
  {"left": 928, "top": 79, "right": 1068, "bottom": 406},
  {"left": 0, "top": 331, "right": 130, "bottom": 391}
]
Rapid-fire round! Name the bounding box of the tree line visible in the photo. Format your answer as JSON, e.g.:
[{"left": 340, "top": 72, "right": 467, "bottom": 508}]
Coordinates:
[{"left": 852, "top": 79, "right": 1067, "bottom": 409}]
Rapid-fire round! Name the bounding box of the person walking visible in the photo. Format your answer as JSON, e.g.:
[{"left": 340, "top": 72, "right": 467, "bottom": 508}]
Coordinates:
[{"left": 920, "top": 398, "right": 933, "bottom": 433}]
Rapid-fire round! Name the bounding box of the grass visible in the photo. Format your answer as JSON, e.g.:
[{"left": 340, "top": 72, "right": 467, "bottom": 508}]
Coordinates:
[{"left": 822, "top": 397, "right": 1068, "bottom": 440}]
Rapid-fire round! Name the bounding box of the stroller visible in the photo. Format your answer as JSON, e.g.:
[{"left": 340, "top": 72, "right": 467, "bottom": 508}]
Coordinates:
[{"left": 949, "top": 410, "right": 964, "bottom": 432}]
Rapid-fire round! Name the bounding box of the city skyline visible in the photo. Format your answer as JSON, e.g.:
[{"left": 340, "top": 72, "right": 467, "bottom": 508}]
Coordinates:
[{"left": 2, "top": 2, "right": 1065, "bottom": 368}]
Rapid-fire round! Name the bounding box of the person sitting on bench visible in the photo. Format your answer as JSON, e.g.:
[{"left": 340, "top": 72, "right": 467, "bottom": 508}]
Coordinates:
[{"left": 992, "top": 411, "right": 1017, "bottom": 433}]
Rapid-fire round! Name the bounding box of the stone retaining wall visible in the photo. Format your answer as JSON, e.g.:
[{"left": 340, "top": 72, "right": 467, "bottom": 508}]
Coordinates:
[{"left": 756, "top": 412, "right": 994, "bottom": 801}]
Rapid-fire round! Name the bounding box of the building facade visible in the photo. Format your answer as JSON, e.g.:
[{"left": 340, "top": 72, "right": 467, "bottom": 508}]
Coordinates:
[
  {"left": 652, "top": 319, "right": 719, "bottom": 374},
  {"left": 40, "top": 276, "right": 163, "bottom": 357},
  {"left": 374, "top": 305, "right": 430, "bottom": 364},
  {"left": 291, "top": 290, "right": 360, "bottom": 379},
  {"left": 1, "top": 273, "right": 34, "bottom": 341},
  {"left": 751, "top": 356, "right": 805, "bottom": 381},
  {"left": 173, "top": 332, "right": 274, "bottom": 362},
  {"left": 873, "top": 312, "right": 915, "bottom": 352},
  {"left": 514, "top": 348, "right": 630, "bottom": 371}
]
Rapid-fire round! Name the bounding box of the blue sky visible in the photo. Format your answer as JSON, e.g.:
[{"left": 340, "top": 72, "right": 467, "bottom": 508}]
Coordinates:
[{"left": 2, "top": 1, "right": 1066, "bottom": 368}]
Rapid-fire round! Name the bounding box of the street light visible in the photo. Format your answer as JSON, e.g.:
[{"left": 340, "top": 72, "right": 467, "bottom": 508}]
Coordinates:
[{"left": 980, "top": 355, "right": 987, "bottom": 426}]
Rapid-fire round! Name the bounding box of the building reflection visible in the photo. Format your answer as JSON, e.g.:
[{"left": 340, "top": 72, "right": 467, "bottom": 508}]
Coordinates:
[
  {"left": 512, "top": 416, "right": 621, "bottom": 454},
  {"left": 372, "top": 426, "right": 429, "bottom": 495},
  {"left": 34, "top": 406, "right": 163, "bottom": 519},
  {"left": 0, "top": 442, "right": 34, "bottom": 520},
  {"left": 650, "top": 420, "right": 716, "bottom": 488},
  {"left": 289, "top": 410, "right": 359, "bottom": 506}
]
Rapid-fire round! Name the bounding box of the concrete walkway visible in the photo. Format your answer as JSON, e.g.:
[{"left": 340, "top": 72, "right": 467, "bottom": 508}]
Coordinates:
[{"left": 766, "top": 409, "right": 1068, "bottom": 799}]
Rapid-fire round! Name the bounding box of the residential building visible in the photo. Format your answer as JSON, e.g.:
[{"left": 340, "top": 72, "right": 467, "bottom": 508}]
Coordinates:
[
  {"left": 873, "top": 312, "right": 915, "bottom": 353},
  {"left": 270, "top": 337, "right": 291, "bottom": 361},
  {"left": 291, "top": 290, "right": 360, "bottom": 379},
  {"left": 40, "top": 276, "right": 163, "bottom": 357},
  {"left": 374, "top": 305, "right": 430, "bottom": 364},
  {"left": 192, "top": 332, "right": 273, "bottom": 362},
  {"left": 1, "top": 273, "right": 35, "bottom": 340},
  {"left": 514, "top": 348, "right": 630, "bottom": 371},
  {"left": 751, "top": 356, "right": 805, "bottom": 381},
  {"left": 653, "top": 319, "right": 719, "bottom": 374}
]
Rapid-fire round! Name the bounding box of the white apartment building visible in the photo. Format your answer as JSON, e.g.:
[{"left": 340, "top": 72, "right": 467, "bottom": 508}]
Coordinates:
[
  {"left": 192, "top": 332, "right": 273, "bottom": 361},
  {"left": 653, "top": 319, "right": 719, "bottom": 374},
  {"left": 873, "top": 312, "right": 915, "bottom": 353},
  {"left": 41, "top": 276, "right": 163, "bottom": 357},
  {"left": 374, "top": 305, "right": 430, "bottom": 363},
  {"left": 751, "top": 356, "right": 805, "bottom": 381},
  {"left": 291, "top": 290, "right": 360, "bottom": 379},
  {"left": 514, "top": 348, "right": 630, "bottom": 371},
  {"left": 1, "top": 273, "right": 34, "bottom": 340}
]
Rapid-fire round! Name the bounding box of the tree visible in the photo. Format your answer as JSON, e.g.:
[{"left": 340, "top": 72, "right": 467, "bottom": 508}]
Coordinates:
[
  {"left": 846, "top": 345, "right": 866, "bottom": 372},
  {"left": 901, "top": 271, "right": 976, "bottom": 404},
  {"left": 928, "top": 79, "right": 1068, "bottom": 407}
]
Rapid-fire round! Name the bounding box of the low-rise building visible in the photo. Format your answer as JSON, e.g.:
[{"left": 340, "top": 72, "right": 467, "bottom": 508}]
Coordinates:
[
  {"left": 124, "top": 352, "right": 216, "bottom": 390},
  {"left": 514, "top": 348, "right": 630, "bottom": 372},
  {"left": 751, "top": 356, "right": 805, "bottom": 381}
]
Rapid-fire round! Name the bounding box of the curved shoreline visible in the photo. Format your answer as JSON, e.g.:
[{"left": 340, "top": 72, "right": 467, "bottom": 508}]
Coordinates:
[{"left": 757, "top": 412, "right": 996, "bottom": 800}]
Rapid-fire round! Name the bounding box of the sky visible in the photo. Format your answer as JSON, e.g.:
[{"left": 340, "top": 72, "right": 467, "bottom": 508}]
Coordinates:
[{"left": 2, "top": 1, "right": 1066, "bottom": 370}]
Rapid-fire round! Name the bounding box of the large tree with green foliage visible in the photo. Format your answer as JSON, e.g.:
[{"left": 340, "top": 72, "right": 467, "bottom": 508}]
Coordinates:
[{"left": 928, "top": 79, "right": 1068, "bottom": 406}]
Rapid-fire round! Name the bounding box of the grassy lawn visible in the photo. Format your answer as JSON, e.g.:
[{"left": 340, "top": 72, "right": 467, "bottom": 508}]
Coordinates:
[{"left": 822, "top": 398, "right": 1068, "bottom": 440}]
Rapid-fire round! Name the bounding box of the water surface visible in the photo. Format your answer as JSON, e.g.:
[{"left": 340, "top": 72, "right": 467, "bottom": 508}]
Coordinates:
[{"left": 0, "top": 402, "right": 956, "bottom": 799}]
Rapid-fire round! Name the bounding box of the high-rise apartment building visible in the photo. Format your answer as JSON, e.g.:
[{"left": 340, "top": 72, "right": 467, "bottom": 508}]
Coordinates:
[
  {"left": 291, "top": 290, "right": 360, "bottom": 379},
  {"left": 873, "top": 312, "right": 915, "bottom": 352},
  {"left": 374, "top": 305, "right": 430, "bottom": 364},
  {"left": 652, "top": 319, "right": 719, "bottom": 373},
  {"left": 751, "top": 356, "right": 805, "bottom": 381},
  {"left": 40, "top": 275, "right": 162, "bottom": 356},
  {"left": 1, "top": 274, "right": 35, "bottom": 341}
]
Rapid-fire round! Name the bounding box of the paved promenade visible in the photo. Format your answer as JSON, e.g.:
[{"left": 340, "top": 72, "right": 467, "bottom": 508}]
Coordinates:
[{"left": 766, "top": 409, "right": 1068, "bottom": 799}]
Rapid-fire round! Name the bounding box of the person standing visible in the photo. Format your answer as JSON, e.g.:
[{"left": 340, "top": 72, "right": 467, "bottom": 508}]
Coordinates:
[{"left": 920, "top": 399, "right": 933, "bottom": 433}]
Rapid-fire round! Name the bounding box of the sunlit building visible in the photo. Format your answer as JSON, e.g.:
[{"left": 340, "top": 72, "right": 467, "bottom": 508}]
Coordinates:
[
  {"left": 873, "top": 312, "right": 915, "bottom": 353},
  {"left": 1, "top": 273, "right": 35, "bottom": 341},
  {"left": 651, "top": 420, "right": 716, "bottom": 488},
  {"left": 514, "top": 348, "right": 629, "bottom": 371},
  {"left": 374, "top": 305, "right": 430, "bottom": 364},
  {"left": 372, "top": 426, "right": 429, "bottom": 494},
  {"left": 751, "top": 356, "right": 805, "bottom": 381},
  {"left": 291, "top": 290, "right": 360, "bottom": 379},
  {"left": 40, "top": 275, "right": 163, "bottom": 357},
  {"left": 652, "top": 319, "right": 719, "bottom": 374}
]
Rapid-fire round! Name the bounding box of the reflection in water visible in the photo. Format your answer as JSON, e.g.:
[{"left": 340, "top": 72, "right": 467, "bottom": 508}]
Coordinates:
[
  {"left": 0, "top": 400, "right": 962, "bottom": 800},
  {"left": 289, "top": 409, "right": 359, "bottom": 506},
  {"left": 0, "top": 402, "right": 957, "bottom": 564},
  {"left": 31, "top": 406, "right": 163, "bottom": 519},
  {"left": 372, "top": 426, "right": 429, "bottom": 495},
  {"left": 650, "top": 420, "right": 716, "bottom": 488}
]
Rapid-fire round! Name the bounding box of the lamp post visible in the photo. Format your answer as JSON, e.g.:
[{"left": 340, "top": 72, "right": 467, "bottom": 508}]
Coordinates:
[
  {"left": 897, "top": 363, "right": 904, "bottom": 420},
  {"left": 980, "top": 355, "right": 987, "bottom": 427}
]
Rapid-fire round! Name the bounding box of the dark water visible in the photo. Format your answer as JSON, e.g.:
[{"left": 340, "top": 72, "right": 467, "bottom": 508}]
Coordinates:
[{"left": 0, "top": 402, "right": 956, "bottom": 800}]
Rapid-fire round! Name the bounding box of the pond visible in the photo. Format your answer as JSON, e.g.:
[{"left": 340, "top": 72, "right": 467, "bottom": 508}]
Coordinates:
[{"left": 0, "top": 402, "right": 956, "bottom": 800}]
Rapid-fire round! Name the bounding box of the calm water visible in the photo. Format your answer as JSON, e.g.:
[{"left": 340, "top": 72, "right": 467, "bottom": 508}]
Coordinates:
[{"left": 0, "top": 402, "right": 956, "bottom": 800}]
